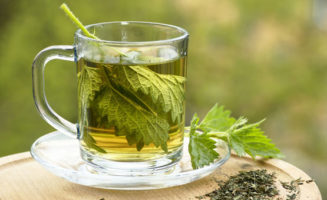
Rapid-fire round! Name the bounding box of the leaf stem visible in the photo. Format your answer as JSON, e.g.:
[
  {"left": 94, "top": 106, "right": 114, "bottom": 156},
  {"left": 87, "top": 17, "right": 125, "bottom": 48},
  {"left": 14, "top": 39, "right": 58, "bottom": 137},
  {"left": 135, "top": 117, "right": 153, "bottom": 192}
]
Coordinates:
[
  {"left": 60, "top": 3, "right": 98, "bottom": 39},
  {"left": 60, "top": 3, "right": 128, "bottom": 57},
  {"left": 207, "top": 131, "right": 229, "bottom": 138},
  {"left": 102, "top": 67, "right": 157, "bottom": 116},
  {"left": 120, "top": 67, "right": 158, "bottom": 116}
]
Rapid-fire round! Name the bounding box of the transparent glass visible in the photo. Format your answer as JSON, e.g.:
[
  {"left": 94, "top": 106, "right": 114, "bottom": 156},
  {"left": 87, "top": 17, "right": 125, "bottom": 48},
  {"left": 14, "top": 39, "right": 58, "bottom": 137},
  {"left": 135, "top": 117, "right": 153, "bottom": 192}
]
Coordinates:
[{"left": 32, "top": 21, "right": 189, "bottom": 175}]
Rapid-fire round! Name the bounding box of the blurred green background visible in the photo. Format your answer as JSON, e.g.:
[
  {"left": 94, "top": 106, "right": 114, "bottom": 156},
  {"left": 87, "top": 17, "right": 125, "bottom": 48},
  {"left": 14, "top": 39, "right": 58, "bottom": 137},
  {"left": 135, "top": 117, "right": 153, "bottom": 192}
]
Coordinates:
[{"left": 0, "top": 0, "right": 326, "bottom": 197}]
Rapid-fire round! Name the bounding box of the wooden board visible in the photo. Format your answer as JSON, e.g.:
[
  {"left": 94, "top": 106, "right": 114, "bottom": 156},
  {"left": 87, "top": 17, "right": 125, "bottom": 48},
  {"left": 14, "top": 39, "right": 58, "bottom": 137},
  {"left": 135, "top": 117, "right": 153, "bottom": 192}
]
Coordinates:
[{"left": 0, "top": 152, "right": 322, "bottom": 200}]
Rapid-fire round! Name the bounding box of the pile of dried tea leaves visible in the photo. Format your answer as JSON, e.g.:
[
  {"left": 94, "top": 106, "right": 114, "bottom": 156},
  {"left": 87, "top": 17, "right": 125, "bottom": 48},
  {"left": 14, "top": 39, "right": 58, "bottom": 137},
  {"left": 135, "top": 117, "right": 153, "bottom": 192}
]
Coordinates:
[
  {"left": 200, "top": 169, "right": 278, "bottom": 200},
  {"left": 197, "top": 169, "right": 314, "bottom": 200}
]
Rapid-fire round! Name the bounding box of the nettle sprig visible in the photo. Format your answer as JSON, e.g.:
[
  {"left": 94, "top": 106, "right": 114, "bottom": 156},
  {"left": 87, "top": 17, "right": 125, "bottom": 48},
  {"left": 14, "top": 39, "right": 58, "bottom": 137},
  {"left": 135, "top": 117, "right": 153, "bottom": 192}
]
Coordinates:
[{"left": 188, "top": 104, "right": 283, "bottom": 169}]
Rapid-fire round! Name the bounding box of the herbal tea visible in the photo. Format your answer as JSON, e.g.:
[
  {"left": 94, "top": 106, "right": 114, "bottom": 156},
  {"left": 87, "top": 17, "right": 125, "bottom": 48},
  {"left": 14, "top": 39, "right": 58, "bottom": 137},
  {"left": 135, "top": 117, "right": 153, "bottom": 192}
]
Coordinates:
[{"left": 77, "top": 56, "right": 186, "bottom": 161}]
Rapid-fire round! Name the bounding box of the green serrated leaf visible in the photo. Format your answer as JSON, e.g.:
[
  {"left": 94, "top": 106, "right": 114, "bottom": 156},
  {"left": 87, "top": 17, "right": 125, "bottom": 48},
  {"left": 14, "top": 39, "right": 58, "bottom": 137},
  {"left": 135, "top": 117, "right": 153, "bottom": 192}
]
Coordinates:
[
  {"left": 107, "top": 65, "right": 185, "bottom": 123},
  {"left": 189, "top": 113, "right": 200, "bottom": 136},
  {"left": 78, "top": 65, "right": 103, "bottom": 103},
  {"left": 83, "top": 132, "right": 106, "bottom": 153},
  {"left": 189, "top": 114, "right": 219, "bottom": 169},
  {"left": 230, "top": 121, "right": 282, "bottom": 158},
  {"left": 96, "top": 85, "right": 170, "bottom": 151},
  {"left": 199, "top": 103, "right": 236, "bottom": 132}
]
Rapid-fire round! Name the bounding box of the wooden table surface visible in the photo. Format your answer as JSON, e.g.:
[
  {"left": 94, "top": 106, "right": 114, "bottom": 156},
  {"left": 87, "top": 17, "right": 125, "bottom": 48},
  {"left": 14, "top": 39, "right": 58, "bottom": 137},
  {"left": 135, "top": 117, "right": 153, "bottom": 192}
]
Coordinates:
[{"left": 0, "top": 152, "right": 322, "bottom": 200}]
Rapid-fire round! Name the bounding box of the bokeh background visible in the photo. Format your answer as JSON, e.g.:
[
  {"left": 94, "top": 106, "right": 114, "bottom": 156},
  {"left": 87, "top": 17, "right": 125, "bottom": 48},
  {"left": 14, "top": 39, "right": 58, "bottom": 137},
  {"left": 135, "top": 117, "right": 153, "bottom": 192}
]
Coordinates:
[{"left": 1, "top": 0, "right": 326, "bottom": 197}]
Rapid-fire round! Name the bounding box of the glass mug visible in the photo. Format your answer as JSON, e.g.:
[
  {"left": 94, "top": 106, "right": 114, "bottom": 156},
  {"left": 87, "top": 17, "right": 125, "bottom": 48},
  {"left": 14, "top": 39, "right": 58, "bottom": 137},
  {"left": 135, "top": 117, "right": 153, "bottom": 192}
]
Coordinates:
[{"left": 32, "top": 21, "right": 188, "bottom": 175}]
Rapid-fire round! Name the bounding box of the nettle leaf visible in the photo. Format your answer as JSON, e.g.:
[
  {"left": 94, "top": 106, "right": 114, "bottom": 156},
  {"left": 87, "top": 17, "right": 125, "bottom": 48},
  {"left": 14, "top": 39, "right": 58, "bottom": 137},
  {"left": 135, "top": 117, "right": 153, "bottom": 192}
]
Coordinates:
[
  {"left": 189, "top": 134, "right": 219, "bottom": 169},
  {"left": 189, "top": 114, "right": 219, "bottom": 169},
  {"left": 199, "top": 103, "right": 236, "bottom": 132},
  {"left": 230, "top": 121, "right": 282, "bottom": 158},
  {"left": 107, "top": 65, "right": 185, "bottom": 123},
  {"left": 78, "top": 65, "right": 103, "bottom": 103},
  {"left": 83, "top": 131, "right": 106, "bottom": 153},
  {"left": 96, "top": 86, "right": 170, "bottom": 152}
]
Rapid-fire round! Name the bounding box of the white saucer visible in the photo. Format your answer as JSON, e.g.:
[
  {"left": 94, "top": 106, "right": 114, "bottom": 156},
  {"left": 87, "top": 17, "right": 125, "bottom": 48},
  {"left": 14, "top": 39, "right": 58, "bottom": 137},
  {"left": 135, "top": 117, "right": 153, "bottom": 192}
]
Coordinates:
[{"left": 30, "top": 131, "right": 230, "bottom": 190}]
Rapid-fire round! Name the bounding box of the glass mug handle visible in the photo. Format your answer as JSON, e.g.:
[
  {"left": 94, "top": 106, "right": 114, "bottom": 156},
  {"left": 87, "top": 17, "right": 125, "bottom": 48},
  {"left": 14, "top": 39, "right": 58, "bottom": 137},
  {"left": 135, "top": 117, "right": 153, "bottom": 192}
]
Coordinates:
[{"left": 32, "top": 45, "right": 77, "bottom": 138}]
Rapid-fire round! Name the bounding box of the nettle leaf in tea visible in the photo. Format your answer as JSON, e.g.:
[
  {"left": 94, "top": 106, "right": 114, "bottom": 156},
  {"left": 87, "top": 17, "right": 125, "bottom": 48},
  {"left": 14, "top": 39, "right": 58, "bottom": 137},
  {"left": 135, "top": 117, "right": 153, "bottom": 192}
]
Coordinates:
[
  {"left": 78, "top": 66, "right": 103, "bottom": 103},
  {"left": 108, "top": 65, "right": 185, "bottom": 123},
  {"left": 78, "top": 59, "right": 186, "bottom": 154}
]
